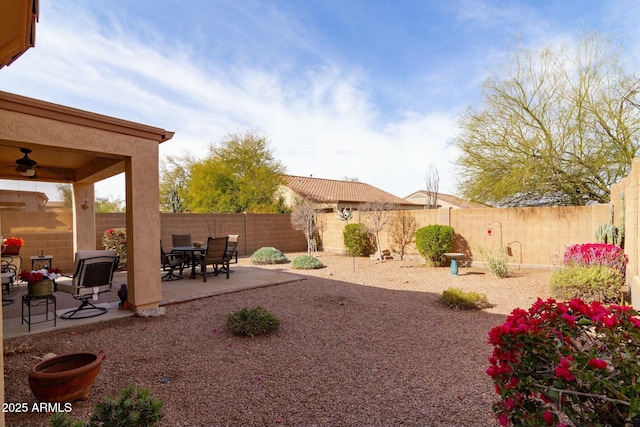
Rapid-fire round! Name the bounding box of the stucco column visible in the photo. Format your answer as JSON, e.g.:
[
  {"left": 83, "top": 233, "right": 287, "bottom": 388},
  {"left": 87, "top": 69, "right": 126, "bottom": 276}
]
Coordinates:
[
  {"left": 0, "top": 212, "right": 4, "bottom": 427},
  {"left": 125, "top": 151, "right": 163, "bottom": 313},
  {"left": 72, "top": 184, "right": 96, "bottom": 252}
]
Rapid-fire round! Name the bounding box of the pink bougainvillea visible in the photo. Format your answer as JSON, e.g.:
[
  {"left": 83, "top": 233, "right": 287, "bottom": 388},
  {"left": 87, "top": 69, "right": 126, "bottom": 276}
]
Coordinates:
[{"left": 488, "top": 297, "right": 640, "bottom": 426}]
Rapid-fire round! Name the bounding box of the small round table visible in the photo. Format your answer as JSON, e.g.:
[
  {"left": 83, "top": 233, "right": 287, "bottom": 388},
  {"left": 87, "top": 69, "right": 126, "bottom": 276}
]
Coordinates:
[{"left": 443, "top": 253, "right": 465, "bottom": 276}]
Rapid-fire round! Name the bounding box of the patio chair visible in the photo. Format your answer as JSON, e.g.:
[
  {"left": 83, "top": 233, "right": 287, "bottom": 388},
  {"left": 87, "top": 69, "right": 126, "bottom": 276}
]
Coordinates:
[
  {"left": 161, "top": 242, "right": 184, "bottom": 281},
  {"left": 172, "top": 234, "right": 192, "bottom": 247},
  {"left": 226, "top": 234, "right": 239, "bottom": 264},
  {"left": 54, "top": 250, "right": 119, "bottom": 319},
  {"left": 1, "top": 256, "right": 19, "bottom": 305},
  {"left": 196, "top": 236, "right": 230, "bottom": 281},
  {"left": 171, "top": 233, "right": 193, "bottom": 269}
]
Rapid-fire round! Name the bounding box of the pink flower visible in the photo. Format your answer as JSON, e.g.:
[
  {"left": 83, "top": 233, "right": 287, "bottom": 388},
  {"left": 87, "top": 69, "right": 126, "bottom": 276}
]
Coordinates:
[
  {"left": 555, "top": 357, "right": 575, "bottom": 381},
  {"left": 542, "top": 411, "right": 554, "bottom": 424},
  {"left": 588, "top": 358, "right": 608, "bottom": 369},
  {"left": 498, "top": 413, "right": 509, "bottom": 426}
]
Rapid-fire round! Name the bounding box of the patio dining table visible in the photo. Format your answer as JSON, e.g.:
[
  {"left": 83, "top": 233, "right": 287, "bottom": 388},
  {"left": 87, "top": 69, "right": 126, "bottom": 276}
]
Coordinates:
[{"left": 172, "top": 245, "right": 206, "bottom": 279}]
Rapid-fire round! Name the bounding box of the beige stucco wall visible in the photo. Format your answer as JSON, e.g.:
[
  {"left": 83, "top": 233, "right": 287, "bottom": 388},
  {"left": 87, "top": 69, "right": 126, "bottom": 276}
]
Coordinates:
[{"left": 318, "top": 204, "right": 610, "bottom": 268}]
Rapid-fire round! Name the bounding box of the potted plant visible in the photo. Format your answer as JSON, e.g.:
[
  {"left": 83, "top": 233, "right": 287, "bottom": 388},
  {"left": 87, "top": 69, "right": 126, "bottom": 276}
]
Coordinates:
[
  {"left": 2, "top": 237, "right": 24, "bottom": 256},
  {"left": 19, "top": 268, "right": 62, "bottom": 296}
]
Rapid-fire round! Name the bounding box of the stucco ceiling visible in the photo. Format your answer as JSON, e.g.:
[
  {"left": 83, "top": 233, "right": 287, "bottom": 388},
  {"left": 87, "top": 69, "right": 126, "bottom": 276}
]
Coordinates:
[{"left": 0, "top": 0, "right": 38, "bottom": 69}]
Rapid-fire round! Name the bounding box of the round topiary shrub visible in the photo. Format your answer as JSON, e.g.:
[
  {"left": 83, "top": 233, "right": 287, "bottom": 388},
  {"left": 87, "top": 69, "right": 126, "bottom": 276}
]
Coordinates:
[
  {"left": 343, "top": 223, "right": 373, "bottom": 257},
  {"left": 415, "top": 225, "right": 455, "bottom": 266},
  {"left": 250, "top": 247, "right": 288, "bottom": 265},
  {"left": 291, "top": 255, "right": 324, "bottom": 269},
  {"left": 227, "top": 306, "right": 280, "bottom": 337}
]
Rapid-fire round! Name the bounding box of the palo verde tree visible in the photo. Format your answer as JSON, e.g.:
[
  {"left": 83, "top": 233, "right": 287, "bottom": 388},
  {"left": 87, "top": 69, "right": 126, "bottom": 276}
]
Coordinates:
[
  {"left": 455, "top": 32, "right": 640, "bottom": 206},
  {"left": 184, "top": 130, "right": 286, "bottom": 213}
]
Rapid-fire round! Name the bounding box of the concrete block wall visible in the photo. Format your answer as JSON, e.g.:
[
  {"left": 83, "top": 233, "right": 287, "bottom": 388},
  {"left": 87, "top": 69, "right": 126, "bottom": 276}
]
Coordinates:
[{"left": 318, "top": 204, "right": 610, "bottom": 268}]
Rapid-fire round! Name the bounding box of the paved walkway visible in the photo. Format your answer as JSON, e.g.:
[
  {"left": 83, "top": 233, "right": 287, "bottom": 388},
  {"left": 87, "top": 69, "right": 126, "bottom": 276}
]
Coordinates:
[{"left": 3, "top": 265, "right": 301, "bottom": 339}]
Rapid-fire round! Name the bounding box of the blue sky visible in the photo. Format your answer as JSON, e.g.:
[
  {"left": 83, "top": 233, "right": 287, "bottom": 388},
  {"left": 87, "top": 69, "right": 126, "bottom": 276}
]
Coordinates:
[{"left": 2, "top": 0, "right": 640, "bottom": 202}]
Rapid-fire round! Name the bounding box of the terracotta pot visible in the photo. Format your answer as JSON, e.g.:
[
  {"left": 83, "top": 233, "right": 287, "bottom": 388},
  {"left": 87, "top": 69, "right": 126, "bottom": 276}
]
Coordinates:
[
  {"left": 27, "top": 279, "right": 53, "bottom": 296},
  {"left": 29, "top": 352, "right": 102, "bottom": 402},
  {"left": 1, "top": 245, "right": 21, "bottom": 255}
]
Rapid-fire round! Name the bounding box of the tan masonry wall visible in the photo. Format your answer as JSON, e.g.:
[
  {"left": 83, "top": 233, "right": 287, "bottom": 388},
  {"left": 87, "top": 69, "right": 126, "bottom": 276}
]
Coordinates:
[
  {"left": 1, "top": 212, "right": 308, "bottom": 273},
  {"left": 0, "top": 204, "right": 613, "bottom": 273},
  {"left": 317, "top": 204, "right": 610, "bottom": 269}
]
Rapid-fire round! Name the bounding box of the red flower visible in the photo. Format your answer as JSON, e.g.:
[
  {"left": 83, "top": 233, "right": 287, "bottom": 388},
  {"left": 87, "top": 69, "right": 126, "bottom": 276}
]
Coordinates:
[
  {"left": 588, "top": 358, "right": 608, "bottom": 369},
  {"left": 555, "top": 357, "right": 575, "bottom": 381},
  {"left": 3, "top": 237, "right": 24, "bottom": 247}
]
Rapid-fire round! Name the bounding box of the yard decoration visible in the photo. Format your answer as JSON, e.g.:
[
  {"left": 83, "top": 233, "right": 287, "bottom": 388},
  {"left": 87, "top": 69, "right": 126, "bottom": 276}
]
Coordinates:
[
  {"left": 2, "top": 237, "right": 24, "bottom": 255},
  {"left": 487, "top": 297, "right": 640, "bottom": 426},
  {"left": 19, "top": 267, "right": 62, "bottom": 296}
]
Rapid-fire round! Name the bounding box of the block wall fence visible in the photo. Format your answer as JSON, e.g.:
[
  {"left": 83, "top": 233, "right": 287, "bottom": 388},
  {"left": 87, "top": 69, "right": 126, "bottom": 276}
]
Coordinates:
[
  {"left": 317, "top": 204, "right": 610, "bottom": 268},
  {"left": 0, "top": 212, "right": 308, "bottom": 273},
  {"left": 1, "top": 202, "right": 614, "bottom": 274}
]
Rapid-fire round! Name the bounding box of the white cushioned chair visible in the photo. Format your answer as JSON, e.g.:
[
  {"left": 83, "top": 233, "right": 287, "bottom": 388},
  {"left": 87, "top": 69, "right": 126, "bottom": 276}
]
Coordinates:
[{"left": 54, "top": 250, "right": 119, "bottom": 319}]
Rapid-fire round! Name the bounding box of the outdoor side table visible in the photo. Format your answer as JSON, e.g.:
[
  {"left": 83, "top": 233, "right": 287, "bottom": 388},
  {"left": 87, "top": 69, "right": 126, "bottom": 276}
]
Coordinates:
[
  {"left": 22, "top": 294, "right": 56, "bottom": 332},
  {"left": 31, "top": 255, "right": 53, "bottom": 271},
  {"left": 443, "top": 253, "right": 464, "bottom": 276}
]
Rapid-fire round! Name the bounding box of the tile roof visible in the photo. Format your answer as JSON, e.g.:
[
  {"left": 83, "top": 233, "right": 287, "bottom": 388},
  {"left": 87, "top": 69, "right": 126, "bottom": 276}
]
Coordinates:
[
  {"left": 285, "top": 175, "right": 410, "bottom": 205},
  {"left": 404, "top": 190, "right": 486, "bottom": 208}
]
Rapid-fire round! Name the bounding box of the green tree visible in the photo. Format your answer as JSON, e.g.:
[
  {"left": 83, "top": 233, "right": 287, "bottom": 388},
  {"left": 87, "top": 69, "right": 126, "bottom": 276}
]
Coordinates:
[
  {"left": 56, "top": 184, "right": 72, "bottom": 209},
  {"left": 454, "top": 33, "right": 640, "bottom": 206},
  {"left": 95, "top": 196, "right": 124, "bottom": 213},
  {"left": 184, "top": 130, "right": 286, "bottom": 213},
  {"left": 159, "top": 153, "right": 194, "bottom": 212}
]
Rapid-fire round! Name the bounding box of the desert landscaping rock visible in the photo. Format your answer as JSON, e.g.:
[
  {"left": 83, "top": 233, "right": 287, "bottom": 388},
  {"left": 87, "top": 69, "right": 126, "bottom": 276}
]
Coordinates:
[{"left": 3, "top": 253, "right": 554, "bottom": 426}]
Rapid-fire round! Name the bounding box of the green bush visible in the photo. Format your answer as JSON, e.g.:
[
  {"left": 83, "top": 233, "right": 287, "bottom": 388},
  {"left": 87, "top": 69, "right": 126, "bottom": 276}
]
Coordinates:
[
  {"left": 440, "top": 287, "right": 491, "bottom": 310},
  {"left": 476, "top": 245, "right": 509, "bottom": 278},
  {"left": 414, "top": 225, "right": 455, "bottom": 266},
  {"left": 291, "top": 255, "right": 324, "bottom": 269},
  {"left": 102, "top": 228, "right": 127, "bottom": 270},
  {"left": 51, "top": 385, "right": 164, "bottom": 427},
  {"left": 250, "top": 247, "right": 288, "bottom": 264},
  {"left": 550, "top": 265, "right": 625, "bottom": 304},
  {"left": 343, "top": 223, "right": 373, "bottom": 257},
  {"left": 227, "top": 306, "right": 280, "bottom": 337}
]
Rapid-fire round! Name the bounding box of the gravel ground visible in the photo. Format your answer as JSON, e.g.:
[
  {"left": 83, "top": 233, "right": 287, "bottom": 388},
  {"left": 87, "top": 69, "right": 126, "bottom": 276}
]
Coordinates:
[{"left": 3, "top": 253, "right": 554, "bottom": 427}]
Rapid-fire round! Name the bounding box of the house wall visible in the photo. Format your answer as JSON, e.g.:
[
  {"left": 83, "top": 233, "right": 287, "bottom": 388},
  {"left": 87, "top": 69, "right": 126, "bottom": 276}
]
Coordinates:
[{"left": 317, "top": 204, "right": 610, "bottom": 268}]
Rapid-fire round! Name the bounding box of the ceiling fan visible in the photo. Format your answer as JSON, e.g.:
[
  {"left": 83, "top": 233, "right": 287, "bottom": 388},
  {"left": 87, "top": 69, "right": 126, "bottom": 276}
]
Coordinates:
[{"left": 14, "top": 147, "right": 39, "bottom": 178}]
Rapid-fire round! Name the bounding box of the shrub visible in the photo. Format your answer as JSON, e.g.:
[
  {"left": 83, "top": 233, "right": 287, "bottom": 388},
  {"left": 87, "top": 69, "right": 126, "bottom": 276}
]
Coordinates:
[
  {"left": 343, "top": 223, "right": 373, "bottom": 257},
  {"left": 291, "top": 255, "right": 324, "bottom": 269},
  {"left": 102, "top": 228, "right": 127, "bottom": 270},
  {"left": 250, "top": 247, "right": 288, "bottom": 264},
  {"left": 414, "top": 225, "right": 454, "bottom": 266},
  {"left": 487, "top": 298, "right": 640, "bottom": 427},
  {"left": 440, "top": 288, "right": 491, "bottom": 310},
  {"left": 550, "top": 265, "right": 625, "bottom": 304},
  {"left": 562, "top": 243, "right": 628, "bottom": 274},
  {"left": 51, "top": 385, "right": 164, "bottom": 427},
  {"left": 227, "top": 306, "right": 280, "bottom": 337},
  {"left": 476, "top": 245, "right": 509, "bottom": 278}
]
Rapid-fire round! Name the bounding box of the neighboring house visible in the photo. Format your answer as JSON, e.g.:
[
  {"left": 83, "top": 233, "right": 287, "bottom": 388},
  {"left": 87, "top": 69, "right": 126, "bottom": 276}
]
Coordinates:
[
  {"left": 404, "top": 190, "right": 486, "bottom": 209},
  {"left": 0, "top": 189, "right": 49, "bottom": 212},
  {"left": 280, "top": 175, "right": 421, "bottom": 212}
]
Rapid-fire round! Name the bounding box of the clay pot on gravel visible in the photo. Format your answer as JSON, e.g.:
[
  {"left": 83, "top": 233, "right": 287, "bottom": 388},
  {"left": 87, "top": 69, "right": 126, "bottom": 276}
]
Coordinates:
[{"left": 29, "top": 352, "right": 102, "bottom": 402}]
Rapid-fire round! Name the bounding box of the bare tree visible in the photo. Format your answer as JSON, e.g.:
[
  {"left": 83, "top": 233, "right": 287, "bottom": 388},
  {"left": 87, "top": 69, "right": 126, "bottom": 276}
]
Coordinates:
[
  {"left": 291, "top": 198, "right": 318, "bottom": 254},
  {"left": 360, "top": 201, "right": 396, "bottom": 260},
  {"left": 424, "top": 161, "right": 439, "bottom": 209},
  {"left": 390, "top": 210, "right": 417, "bottom": 260}
]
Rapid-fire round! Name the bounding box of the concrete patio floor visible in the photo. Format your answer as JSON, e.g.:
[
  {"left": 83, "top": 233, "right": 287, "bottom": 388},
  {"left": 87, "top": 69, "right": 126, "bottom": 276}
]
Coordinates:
[{"left": 3, "top": 262, "right": 301, "bottom": 339}]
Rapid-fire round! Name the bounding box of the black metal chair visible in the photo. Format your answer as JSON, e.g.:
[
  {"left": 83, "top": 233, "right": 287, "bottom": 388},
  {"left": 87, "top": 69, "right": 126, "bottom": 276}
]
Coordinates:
[
  {"left": 226, "top": 234, "right": 239, "bottom": 264},
  {"left": 54, "top": 250, "right": 119, "bottom": 319},
  {"left": 196, "top": 236, "right": 230, "bottom": 281},
  {"left": 1, "top": 256, "right": 19, "bottom": 306},
  {"left": 161, "top": 243, "right": 184, "bottom": 281}
]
